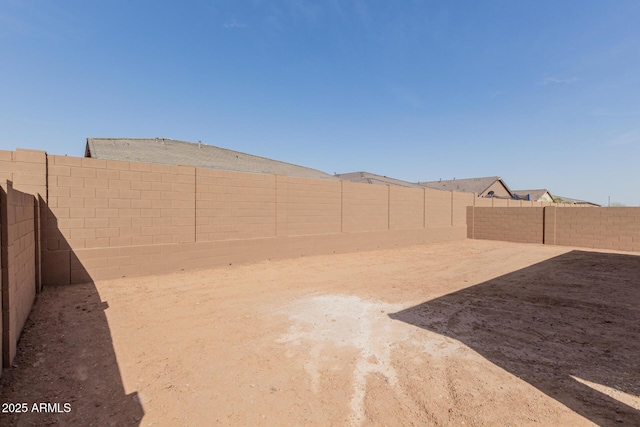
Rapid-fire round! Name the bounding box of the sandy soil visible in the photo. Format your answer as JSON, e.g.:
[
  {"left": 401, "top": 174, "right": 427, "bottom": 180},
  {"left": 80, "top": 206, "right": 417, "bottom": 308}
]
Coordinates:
[{"left": 1, "top": 239, "right": 639, "bottom": 426}]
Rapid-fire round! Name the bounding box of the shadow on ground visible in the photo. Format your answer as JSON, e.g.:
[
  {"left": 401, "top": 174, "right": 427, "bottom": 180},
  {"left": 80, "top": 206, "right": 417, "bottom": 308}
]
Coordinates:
[
  {"left": 390, "top": 250, "right": 640, "bottom": 426},
  {"left": 0, "top": 196, "right": 142, "bottom": 426},
  {"left": 0, "top": 281, "right": 143, "bottom": 426}
]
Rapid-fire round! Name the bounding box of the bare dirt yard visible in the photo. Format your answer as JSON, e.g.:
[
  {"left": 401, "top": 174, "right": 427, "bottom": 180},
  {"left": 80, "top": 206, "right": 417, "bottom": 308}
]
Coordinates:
[{"left": 1, "top": 239, "right": 639, "bottom": 426}]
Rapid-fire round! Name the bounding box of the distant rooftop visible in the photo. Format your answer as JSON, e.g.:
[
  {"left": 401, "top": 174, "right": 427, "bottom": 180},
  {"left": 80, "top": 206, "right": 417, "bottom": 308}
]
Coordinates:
[
  {"left": 552, "top": 195, "right": 601, "bottom": 206},
  {"left": 85, "top": 138, "right": 337, "bottom": 180},
  {"left": 512, "top": 189, "right": 552, "bottom": 200},
  {"left": 336, "top": 171, "right": 422, "bottom": 188},
  {"left": 419, "top": 176, "right": 510, "bottom": 195}
]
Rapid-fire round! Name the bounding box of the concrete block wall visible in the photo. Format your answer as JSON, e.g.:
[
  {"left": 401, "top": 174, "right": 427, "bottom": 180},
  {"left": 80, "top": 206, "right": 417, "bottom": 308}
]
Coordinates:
[
  {"left": 45, "top": 156, "right": 200, "bottom": 284},
  {"left": 453, "top": 191, "right": 475, "bottom": 226},
  {"left": 389, "top": 186, "right": 424, "bottom": 230},
  {"left": 4, "top": 147, "right": 596, "bottom": 287},
  {"left": 469, "top": 206, "right": 640, "bottom": 252},
  {"left": 474, "top": 197, "right": 493, "bottom": 207},
  {"left": 543, "top": 205, "right": 557, "bottom": 245},
  {"left": 469, "top": 207, "right": 545, "bottom": 244},
  {"left": 196, "top": 169, "right": 276, "bottom": 241},
  {"left": 0, "top": 149, "right": 47, "bottom": 197},
  {"left": 342, "top": 181, "right": 388, "bottom": 233},
  {"left": 47, "top": 156, "right": 196, "bottom": 250},
  {"left": 1, "top": 181, "right": 37, "bottom": 369},
  {"left": 41, "top": 157, "right": 473, "bottom": 283},
  {"left": 2, "top": 149, "right": 520, "bottom": 285},
  {"left": 275, "top": 175, "right": 342, "bottom": 237},
  {"left": 551, "top": 206, "right": 640, "bottom": 252},
  {"left": 0, "top": 151, "right": 13, "bottom": 184},
  {"left": 424, "top": 188, "right": 452, "bottom": 227},
  {"left": 0, "top": 149, "right": 45, "bottom": 288}
]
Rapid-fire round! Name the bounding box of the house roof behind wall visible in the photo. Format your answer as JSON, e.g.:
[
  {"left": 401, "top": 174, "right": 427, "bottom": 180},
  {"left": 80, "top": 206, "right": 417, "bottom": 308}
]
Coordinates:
[
  {"left": 85, "top": 138, "right": 337, "bottom": 180},
  {"left": 418, "top": 176, "right": 512, "bottom": 196},
  {"left": 336, "top": 171, "right": 422, "bottom": 188},
  {"left": 512, "top": 189, "right": 553, "bottom": 201},
  {"left": 552, "top": 195, "right": 601, "bottom": 206}
]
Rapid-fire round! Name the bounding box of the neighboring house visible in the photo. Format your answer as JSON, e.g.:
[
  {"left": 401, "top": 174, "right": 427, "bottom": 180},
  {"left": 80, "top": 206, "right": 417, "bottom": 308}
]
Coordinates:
[
  {"left": 418, "top": 176, "right": 513, "bottom": 198},
  {"left": 85, "top": 138, "right": 337, "bottom": 180},
  {"left": 551, "top": 195, "right": 601, "bottom": 207},
  {"left": 511, "top": 189, "right": 554, "bottom": 202},
  {"left": 336, "top": 171, "right": 422, "bottom": 188}
]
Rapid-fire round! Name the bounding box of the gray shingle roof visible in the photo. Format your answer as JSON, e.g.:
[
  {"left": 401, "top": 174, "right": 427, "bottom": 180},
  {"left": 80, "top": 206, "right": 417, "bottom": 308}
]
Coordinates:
[
  {"left": 85, "top": 138, "right": 336, "bottom": 180},
  {"left": 551, "top": 195, "right": 601, "bottom": 206},
  {"left": 511, "top": 189, "right": 552, "bottom": 201},
  {"left": 336, "top": 171, "right": 422, "bottom": 188},
  {"left": 418, "top": 176, "right": 509, "bottom": 195}
]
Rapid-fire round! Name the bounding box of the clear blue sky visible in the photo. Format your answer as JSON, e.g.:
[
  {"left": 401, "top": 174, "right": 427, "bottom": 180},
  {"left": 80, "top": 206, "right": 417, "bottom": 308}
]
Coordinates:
[{"left": 1, "top": 1, "right": 639, "bottom": 206}]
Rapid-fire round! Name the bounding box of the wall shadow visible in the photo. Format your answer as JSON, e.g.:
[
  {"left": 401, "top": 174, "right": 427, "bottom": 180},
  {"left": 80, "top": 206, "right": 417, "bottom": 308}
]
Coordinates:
[
  {"left": 0, "top": 204, "right": 143, "bottom": 426},
  {"left": 389, "top": 250, "right": 640, "bottom": 426}
]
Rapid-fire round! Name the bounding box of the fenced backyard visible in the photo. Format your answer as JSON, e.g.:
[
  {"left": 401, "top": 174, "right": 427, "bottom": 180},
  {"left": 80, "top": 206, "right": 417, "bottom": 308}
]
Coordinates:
[
  {"left": 1, "top": 239, "right": 638, "bottom": 426},
  {"left": 0, "top": 148, "right": 639, "bottom": 425}
]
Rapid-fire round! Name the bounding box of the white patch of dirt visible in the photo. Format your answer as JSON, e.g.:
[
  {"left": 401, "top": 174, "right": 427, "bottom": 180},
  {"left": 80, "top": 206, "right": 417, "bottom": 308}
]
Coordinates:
[{"left": 277, "top": 294, "right": 460, "bottom": 425}]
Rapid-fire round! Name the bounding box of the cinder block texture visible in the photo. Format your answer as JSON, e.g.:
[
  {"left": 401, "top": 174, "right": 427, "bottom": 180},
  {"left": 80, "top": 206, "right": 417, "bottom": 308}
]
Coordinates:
[
  {"left": 41, "top": 153, "right": 476, "bottom": 282},
  {"left": 389, "top": 186, "right": 424, "bottom": 230},
  {"left": 468, "top": 206, "right": 640, "bottom": 253},
  {"left": 470, "top": 207, "right": 545, "bottom": 244},
  {"left": 543, "top": 206, "right": 556, "bottom": 245},
  {"left": 4, "top": 149, "right": 527, "bottom": 286},
  {"left": 0, "top": 151, "right": 46, "bottom": 293},
  {"left": 342, "top": 181, "right": 388, "bottom": 233},
  {"left": 474, "top": 197, "right": 493, "bottom": 207},
  {"left": 47, "top": 156, "right": 196, "bottom": 251},
  {"left": 424, "top": 188, "right": 451, "bottom": 227},
  {"left": 276, "top": 175, "right": 341, "bottom": 237},
  {"left": 196, "top": 169, "right": 276, "bottom": 241},
  {"left": 553, "top": 207, "right": 640, "bottom": 252},
  {"left": 72, "top": 226, "right": 468, "bottom": 282},
  {"left": 1, "top": 181, "right": 37, "bottom": 369},
  {"left": 452, "top": 191, "right": 475, "bottom": 226},
  {"left": 41, "top": 249, "right": 71, "bottom": 286},
  {"left": 11, "top": 149, "right": 47, "bottom": 197}
]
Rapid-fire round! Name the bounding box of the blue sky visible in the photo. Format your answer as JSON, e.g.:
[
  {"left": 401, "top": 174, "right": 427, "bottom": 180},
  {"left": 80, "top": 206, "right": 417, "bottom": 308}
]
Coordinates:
[{"left": 1, "top": 1, "right": 639, "bottom": 206}]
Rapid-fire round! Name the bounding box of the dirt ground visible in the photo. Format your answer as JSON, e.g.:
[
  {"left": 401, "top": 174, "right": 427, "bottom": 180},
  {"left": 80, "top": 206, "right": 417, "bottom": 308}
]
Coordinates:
[{"left": 1, "top": 239, "right": 639, "bottom": 426}]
